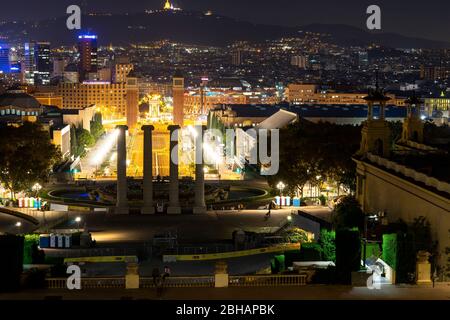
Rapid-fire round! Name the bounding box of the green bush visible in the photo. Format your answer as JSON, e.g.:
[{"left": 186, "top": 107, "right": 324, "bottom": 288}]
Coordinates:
[
  {"left": 273, "top": 254, "right": 286, "bottom": 273},
  {"left": 23, "top": 234, "right": 43, "bottom": 265},
  {"left": 319, "top": 230, "right": 336, "bottom": 262}
]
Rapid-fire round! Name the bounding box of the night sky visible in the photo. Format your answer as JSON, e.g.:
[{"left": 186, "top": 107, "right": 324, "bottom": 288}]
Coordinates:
[{"left": 0, "top": 0, "right": 449, "bottom": 42}]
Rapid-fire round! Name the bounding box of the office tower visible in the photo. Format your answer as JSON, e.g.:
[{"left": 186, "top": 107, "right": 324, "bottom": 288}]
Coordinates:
[
  {"left": 98, "top": 67, "right": 112, "bottom": 82},
  {"left": 53, "top": 58, "right": 66, "bottom": 78},
  {"left": 24, "top": 43, "right": 36, "bottom": 84},
  {"left": 290, "top": 55, "right": 307, "bottom": 69},
  {"left": 113, "top": 63, "right": 133, "bottom": 84},
  {"left": 0, "top": 45, "right": 10, "bottom": 73},
  {"left": 172, "top": 71, "right": 185, "bottom": 126},
  {"left": 34, "top": 42, "right": 51, "bottom": 85},
  {"left": 78, "top": 35, "right": 98, "bottom": 82},
  {"left": 231, "top": 50, "right": 243, "bottom": 66},
  {"left": 358, "top": 51, "right": 369, "bottom": 67}
]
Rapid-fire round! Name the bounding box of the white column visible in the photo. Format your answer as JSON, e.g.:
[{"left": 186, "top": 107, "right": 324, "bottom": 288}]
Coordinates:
[
  {"left": 167, "top": 125, "right": 181, "bottom": 214},
  {"left": 116, "top": 125, "right": 129, "bottom": 214},
  {"left": 193, "top": 125, "right": 206, "bottom": 214},
  {"left": 141, "top": 125, "right": 155, "bottom": 214}
]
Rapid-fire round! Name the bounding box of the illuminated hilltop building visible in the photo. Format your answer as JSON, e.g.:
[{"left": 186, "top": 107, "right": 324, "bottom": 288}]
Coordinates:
[
  {"left": 163, "top": 0, "right": 181, "bottom": 11},
  {"left": 164, "top": 0, "right": 172, "bottom": 10}
]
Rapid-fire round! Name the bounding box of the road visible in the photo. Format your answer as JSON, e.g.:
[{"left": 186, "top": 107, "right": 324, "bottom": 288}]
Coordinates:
[
  {"left": 0, "top": 210, "right": 38, "bottom": 235},
  {"left": 52, "top": 208, "right": 331, "bottom": 244}
]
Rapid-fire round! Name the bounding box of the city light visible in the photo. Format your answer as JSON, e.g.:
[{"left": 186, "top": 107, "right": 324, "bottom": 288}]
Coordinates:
[{"left": 90, "top": 129, "right": 119, "bottom": 166}]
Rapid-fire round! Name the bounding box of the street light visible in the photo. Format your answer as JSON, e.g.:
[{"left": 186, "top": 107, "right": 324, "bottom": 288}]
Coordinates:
[
  {"left": 277, "top": 182, "right": 285, "bottom": 209},
  {"left": 32, "top": 183, "right": 42, "bottom": 196},
  {"left": 75, "top": 216, "right": 81, "bottom": 232},
  {"left": 15, "top": 221, "right": 22, "bottom": 234}
]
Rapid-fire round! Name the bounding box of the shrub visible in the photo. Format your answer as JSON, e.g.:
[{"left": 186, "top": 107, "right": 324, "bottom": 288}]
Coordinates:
[{"left": 320, "top": 229, "right": 336, "bottom": 262}]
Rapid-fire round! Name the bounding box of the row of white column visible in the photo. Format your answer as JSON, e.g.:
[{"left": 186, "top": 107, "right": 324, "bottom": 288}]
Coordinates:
[{"left": 115, "top": 125, "right": 206, "bottom": 214}]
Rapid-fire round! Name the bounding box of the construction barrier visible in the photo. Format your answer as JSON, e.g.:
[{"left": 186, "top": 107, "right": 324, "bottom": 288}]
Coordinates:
[{"left": 163, "top": 243, "right": 301, "bottom": 262}]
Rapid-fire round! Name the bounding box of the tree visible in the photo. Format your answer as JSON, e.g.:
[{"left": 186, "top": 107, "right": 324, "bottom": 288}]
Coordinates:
[
  {"left": 268, "top": 120, "right": 361, "bottom": 196},
  {"left": 0, "top": 122, "right": 61, "bottom": 197},
  {"left": 320, "top": 229, "right": 336, "bottom": 262},
  {"left": 90, "top": 113, "right": 105, "bottom": 141},
  {"left": 332, "top": 195, "right": 364, "bottom": 231},
  {"left": 75, "top": 127, "right": 95, "bottom": 156}
]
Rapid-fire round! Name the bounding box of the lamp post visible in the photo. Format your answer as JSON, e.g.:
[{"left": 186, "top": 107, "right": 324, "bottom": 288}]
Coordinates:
[
  {"left": 32, "top": 183, "right": 42, "bottom": 197},
  {"left": 15, "top": 221, "right": 22, "bottom": 234},
  {"left": 75, "top": 216, "right": 81, "bottom": 232},
  {"left": 277, "top": 182, "right": 285, "bottom": 209}
]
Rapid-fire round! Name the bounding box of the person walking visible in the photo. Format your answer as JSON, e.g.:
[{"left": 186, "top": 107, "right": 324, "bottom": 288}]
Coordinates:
[{"left": 163, "top": 265, "right": 171, "bottom": 282}]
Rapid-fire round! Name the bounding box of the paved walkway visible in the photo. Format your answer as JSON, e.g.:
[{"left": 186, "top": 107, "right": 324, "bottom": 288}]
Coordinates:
[{"left": 1, "top": 284, "right": 448, "bottom": 300}]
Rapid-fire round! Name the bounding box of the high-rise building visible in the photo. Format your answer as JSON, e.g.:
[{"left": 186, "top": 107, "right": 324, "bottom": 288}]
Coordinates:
[
  {"left": 358, "top": 51, "right": 369, "bottom": 66},
  {"left": 53, "top": 58, "right": 66, "bottom": 78},
  {"left": 113, "top": 63, "right": 133, "bottom": 84},
  {"left": 78, "top": 35, "right": 98, "bottom": 82},
  {"left": 34, "top": 42, "right": 51, "bottom": 85},
  {"left": 24, "top": 42, "right": 36, "bottom": 84},
  {"left": 0, "top": 45, "right": 10, "bottom": 73},
  {"left": 172, "top": 71, "right": 185, "bottom": 126},
  {"left": 290, "top": 55, "right": 307, "bottom": 69},
  {"left": 24, "top": 42, "right": 51, "bottom": 85},
  {"left": 231, "top": 50, "right": 243, "bottom": 66}
]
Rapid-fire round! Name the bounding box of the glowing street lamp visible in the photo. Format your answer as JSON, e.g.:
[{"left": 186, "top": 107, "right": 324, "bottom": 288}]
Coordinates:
[
  {"left": 15, "top": 221, "right": 22, "bottom": 234},
  {"left": 32, "top": 183, "right": 42, "bottom": 196},
  {"left": 75, "top": 216, "right": 82, "bottom": 232},
  {"left": 277, "top": 181, "right": 285, "bottom": 209}
]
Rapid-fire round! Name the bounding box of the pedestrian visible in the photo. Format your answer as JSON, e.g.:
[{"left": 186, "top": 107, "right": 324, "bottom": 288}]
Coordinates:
[{"left": 163, "top": 265, "right": 171, "bottom": 281}]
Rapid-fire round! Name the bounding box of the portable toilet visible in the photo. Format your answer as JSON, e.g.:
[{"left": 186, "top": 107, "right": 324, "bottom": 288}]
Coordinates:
[
  {"left": 64, "top": 235, "right": 72, "bottom": 248},
  {"left": 293, "top": 197, "right": 301, "bottom": 207},
  {"left": 39, "top": 235, "right": 50, "bottom": 249},
  {"left": 275, "top": 196, "right": 281, "bottom": 206},
  {"left": 285, "top": 196, "right": 291, "bottom": 206},
  {"left": 57, "top": 234, "right": 64, "bottom": 248},
  {"left": 49, "top": 234, "right": 56, "bottom": 248}
]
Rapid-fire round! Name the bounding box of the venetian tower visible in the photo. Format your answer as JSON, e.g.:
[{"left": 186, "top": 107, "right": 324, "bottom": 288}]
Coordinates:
[{"left": 358, "top": 79, "right": 392, "bottom": 158}]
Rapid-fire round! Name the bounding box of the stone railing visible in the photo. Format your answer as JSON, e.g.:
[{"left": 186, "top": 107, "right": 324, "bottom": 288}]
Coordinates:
[
  {"left": 229, "top": 274, "right": 307, "bottom": 287},
  {"left": 405, "top": 140, "right": 440, "bottom": 152},
  {"left": 45, "top": 274, "right": 307, "bottom": 289},
  {"left": 366, "top": 153, "right": 450, "bottom": 195}
]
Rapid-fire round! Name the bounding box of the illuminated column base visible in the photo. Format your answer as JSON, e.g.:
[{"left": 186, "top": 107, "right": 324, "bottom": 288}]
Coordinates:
[
  {"left": 141, "top": 207, "right": 155, "bottom": 215},
  {"left": 167, "top": 206, "right": 182, "bottom": 215},
  {"left": 193, "top": 206, "right": 207, "bottom": 214}
]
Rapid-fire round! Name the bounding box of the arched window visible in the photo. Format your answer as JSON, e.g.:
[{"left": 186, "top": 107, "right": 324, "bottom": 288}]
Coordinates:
[{"left": 374, "top": 139, "right": 383, "bottom": 156}]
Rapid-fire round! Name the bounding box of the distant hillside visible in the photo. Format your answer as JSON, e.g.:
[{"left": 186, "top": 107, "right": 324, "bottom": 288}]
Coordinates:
[
  {"left": 0, "top": 11, "right": 448, "bottom": 49},
  {"left": 301, "top": 24, "right": 450, "bottom": 49}
]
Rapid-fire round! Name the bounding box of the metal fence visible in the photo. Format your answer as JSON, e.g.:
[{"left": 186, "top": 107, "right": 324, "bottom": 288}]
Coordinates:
[{"left": 229, "top": 275, "right": 307, "bottom": 287}]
